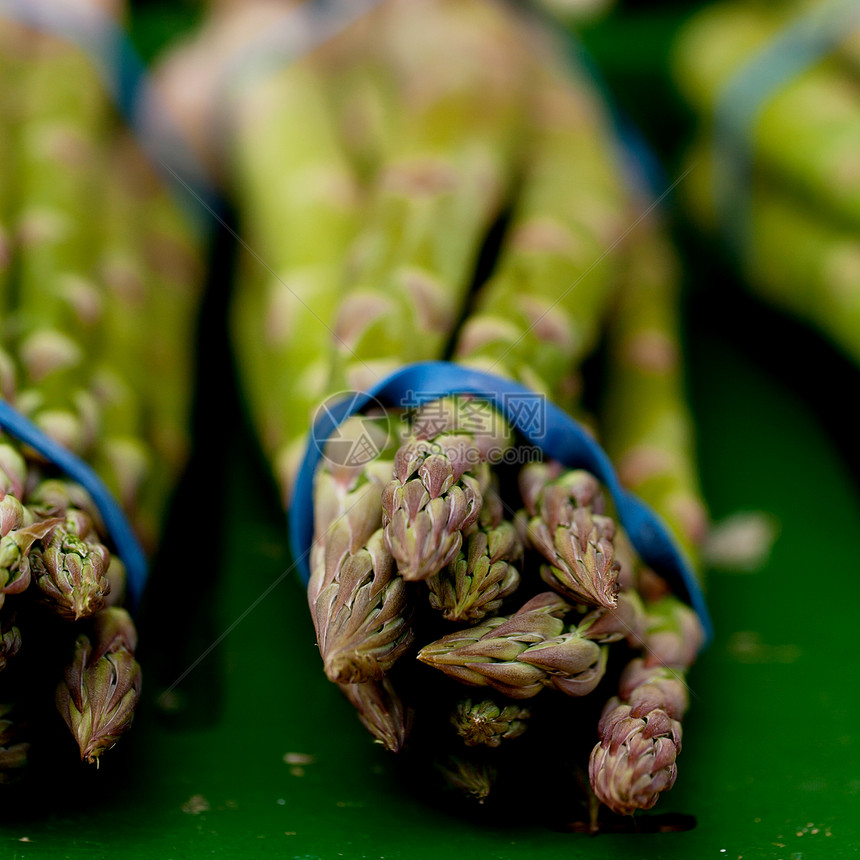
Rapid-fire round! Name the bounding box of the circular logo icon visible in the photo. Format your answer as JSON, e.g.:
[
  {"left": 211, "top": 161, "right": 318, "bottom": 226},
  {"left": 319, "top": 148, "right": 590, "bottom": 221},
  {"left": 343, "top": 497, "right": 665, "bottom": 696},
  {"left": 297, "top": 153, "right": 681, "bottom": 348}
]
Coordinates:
[{"left": 311, "top": 391, "right": 391, "bottom": 468}]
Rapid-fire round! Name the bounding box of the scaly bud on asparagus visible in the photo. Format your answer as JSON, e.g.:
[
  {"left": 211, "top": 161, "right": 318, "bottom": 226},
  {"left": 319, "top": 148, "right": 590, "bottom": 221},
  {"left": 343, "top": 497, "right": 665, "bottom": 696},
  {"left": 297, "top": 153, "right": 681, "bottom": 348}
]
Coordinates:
[
  {"left": 30, "top": 513, "right": 111, "bottom": 620},
  {"left": 521, "top": 465, "right": 620, "bottom": 608},
  {"left": 451, "top": 698, "right": 530, "bottom": 747},
  {"left": 642, "top": 595, "right": 705, "bottom": 669},
  {"left": 418, "top": 592, "right": 607, "bottom": 699},
  {"left": 314, "top": 524, "right": 413, "bottom": 684},
  {"left": 383, "top": 433, "right": 484, "bottom": 581},
  {"left": 588, "top": 596, "right": 702, "bottom": 814},
  {"left": 25, "top": 478, "right": 97, "bottom": 521},
  {"left": 0, "top": 519, "right": 63, "bottom": 607},
  {"left": 55, "top": 607, "right": 141, "bottom": 764},
  {"left": 427, "top": 516, "right": 522, "bottom": 623},
  {"left": 338, "top": 676, "right": 413, "bottom": 753},
  {"left": 383, "top": 397, "right": 512, "bottom": 582},
  {"left": 308, "top": 417, "right": 414, "bottom": 685},
  {"left": 588, "top": 686, "right": 683, "bottom": 816}
]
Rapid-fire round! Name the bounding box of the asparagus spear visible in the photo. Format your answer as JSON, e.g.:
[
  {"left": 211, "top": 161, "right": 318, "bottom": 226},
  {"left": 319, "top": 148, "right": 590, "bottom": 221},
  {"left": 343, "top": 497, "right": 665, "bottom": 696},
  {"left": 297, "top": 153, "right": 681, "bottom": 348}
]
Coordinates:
[
  {"left": 436, "top": 754, "right": 496, "bottom": 803},
  {"left": 328, "top": 0, "right": 532, "bottom": 394},
  {"left": 519, "top": 464, "right": 621, "bottom": 609},
  {"left": 88, "top": 134, "right": 154, "bottom": 521},
  {"left": 417, "top": 592, "right": 608, "bottom": 699},
  {"left": 382, "top": 398, "right": 502, "bottom": 583},
  {"left": 588, "top": 595, "right": 703, "bottom": 815},
  {"left": 426, "top": 499, "right": 522, "bottom": 623},
  {"left": 0, "top": 518, "right": 63, "bottom": 610},
  {"left": 337, "top": 677, "right": 413, "bottom": 753},
  {"left": 229, "top": 53, "right": 364, "bottom": 497},
  {"left": 0, "top": 15, "right": 25, "bottom": 321},
  {"left": 309, "top": 416, "right": 413, "bottom": 685},
  {"left": 55, "top": 606, "right": 141, "bottom": 764},
  {"left": 29, "top": 509, "right": 111, "bottom": 621},
  {"left": 453, "top": 50, "right": 628, "bottom": 407},
  {"left": 599, "top": 211, "right": 707, "bottom": 566},
  {"left": 12, "top": 12, "right": 110, "bottom": 456}
]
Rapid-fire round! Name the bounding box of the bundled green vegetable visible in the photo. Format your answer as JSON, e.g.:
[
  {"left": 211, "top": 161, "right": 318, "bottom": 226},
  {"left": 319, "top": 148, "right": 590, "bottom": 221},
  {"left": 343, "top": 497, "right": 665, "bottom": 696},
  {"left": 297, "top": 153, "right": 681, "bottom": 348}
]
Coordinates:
[
  {"left": 157, "top": 0, "right": 706, "bottom": 827},
  {"left": 673, "top": 0, "right": 860, "bottom": 367},
  {"left": 0, "top": 1, "right": 203, "bottom": 776}
]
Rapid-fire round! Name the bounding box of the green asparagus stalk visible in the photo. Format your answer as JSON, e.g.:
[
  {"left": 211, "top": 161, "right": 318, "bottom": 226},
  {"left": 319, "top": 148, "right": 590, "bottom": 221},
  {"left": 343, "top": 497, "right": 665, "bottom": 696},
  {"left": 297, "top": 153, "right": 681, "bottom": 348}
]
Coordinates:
[
  {"left": 87, "top": 134, "right": 154, "bottom": 520},
  {"left": 328, "top": 0, "right": 531, "bottom": 394},
  {"left": 0, "top": 15, "right": 25, "bottom": 320},
  {"left": 12, "top": 14, "right": 110, "bottom": 455},
  {"left": 599, "top": 212, "right": 707, "bottom": 566},
  {"left": 55, "top": 606, "right": 142, "bottom": 764},
  {"left": 229, "top": 54, "right": 364, "bottom": 497},
  {"left": 133, "top": 154, "right": 204, "bottom": 548},
  {"left": 453, "top": 52, "right": 628, "bottom": 407},
  {"left": 311, "top": 508, "right": 413, "bottom": 684},
  {"left": 308, "top": 416, "right": 415, "bottom": 741}
]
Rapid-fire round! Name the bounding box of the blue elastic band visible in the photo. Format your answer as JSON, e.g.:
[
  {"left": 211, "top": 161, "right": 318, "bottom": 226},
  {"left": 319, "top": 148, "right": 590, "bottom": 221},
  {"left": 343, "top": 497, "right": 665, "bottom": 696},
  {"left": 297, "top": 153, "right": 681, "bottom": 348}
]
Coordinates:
[
  {"left": 0, "top": 401, "right": 148, "bottom": 612},
  {"left": 713, "top": 0, "right": 860, "bottom": 253},
  {"left": 290, "top": 362, "right": 712, "bottom": 645}
]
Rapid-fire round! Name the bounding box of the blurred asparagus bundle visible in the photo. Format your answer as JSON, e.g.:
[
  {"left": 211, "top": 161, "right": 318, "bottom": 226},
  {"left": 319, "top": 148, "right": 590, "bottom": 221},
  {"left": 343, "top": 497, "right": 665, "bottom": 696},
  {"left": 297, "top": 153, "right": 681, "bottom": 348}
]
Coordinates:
[
  {"left": 0, "top": 2, "right": 203, "bottom": 776},
  {"left": 155, "top": 0, "right": 705, "bottom": 826},
  {"left": 673, "top": 0, "right": 860, "bottom": 365}
]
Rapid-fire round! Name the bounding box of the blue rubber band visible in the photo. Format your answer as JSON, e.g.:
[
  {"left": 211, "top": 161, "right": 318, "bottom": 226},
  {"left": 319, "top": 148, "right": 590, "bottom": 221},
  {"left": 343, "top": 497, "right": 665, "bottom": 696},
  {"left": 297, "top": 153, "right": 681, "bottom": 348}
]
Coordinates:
[
  {"left": 290, "top": 361, "right": 712, "bottom": 645},
  {"left": 713, "top": 0, "right": 860, "bottom": 253},
  {"left": 0, "top": 401, "right": 148, "bottom": 612}
]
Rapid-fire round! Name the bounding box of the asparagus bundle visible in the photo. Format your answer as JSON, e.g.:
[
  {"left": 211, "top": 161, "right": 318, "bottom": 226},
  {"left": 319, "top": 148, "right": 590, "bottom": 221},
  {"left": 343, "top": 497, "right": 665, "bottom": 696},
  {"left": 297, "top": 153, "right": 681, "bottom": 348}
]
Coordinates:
[
  {"left": 0, "top": 2, "right": 203, "bottom": 776},
  {"left": 158, "top": 0, "right": 706, "bottom": 826},
  {"left": 673, "top": 0, "right": 860, "bottom": 367}
]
